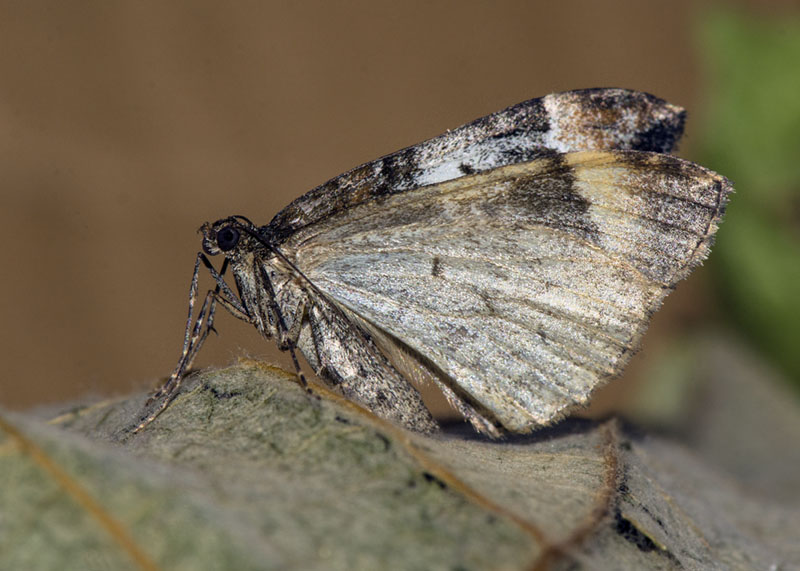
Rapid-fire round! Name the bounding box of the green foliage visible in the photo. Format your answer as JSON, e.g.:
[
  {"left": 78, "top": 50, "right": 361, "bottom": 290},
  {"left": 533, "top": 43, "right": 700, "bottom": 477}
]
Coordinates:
[{"left": 698, "top": 8, "right": 800, "bottom": 387}]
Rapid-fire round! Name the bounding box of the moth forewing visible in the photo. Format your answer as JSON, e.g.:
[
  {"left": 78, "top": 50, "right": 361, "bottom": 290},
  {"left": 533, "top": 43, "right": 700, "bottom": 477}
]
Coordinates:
[{"left": 288, "top": 151, "right": 732, "bottom": 432}]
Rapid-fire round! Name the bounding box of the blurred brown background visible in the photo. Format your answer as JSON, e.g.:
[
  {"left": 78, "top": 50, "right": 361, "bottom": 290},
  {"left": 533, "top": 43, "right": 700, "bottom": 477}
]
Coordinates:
[{"left": 0, "top": 1, "right": 795, "bottom": 424}]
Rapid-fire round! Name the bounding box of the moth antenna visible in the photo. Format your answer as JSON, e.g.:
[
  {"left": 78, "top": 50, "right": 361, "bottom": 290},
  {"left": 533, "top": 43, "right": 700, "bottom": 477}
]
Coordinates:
[{"left": 230, "top": 214, "right": 256, "bottom": 227}]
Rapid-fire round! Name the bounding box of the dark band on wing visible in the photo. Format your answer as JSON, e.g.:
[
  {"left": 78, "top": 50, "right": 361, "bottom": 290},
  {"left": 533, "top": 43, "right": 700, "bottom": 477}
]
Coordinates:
[
  {"left": 492, "top": 154, "right": 600, "bottom": 244},
  {"left": 264, "top": 89, "right": 685, "bottom": 245}
]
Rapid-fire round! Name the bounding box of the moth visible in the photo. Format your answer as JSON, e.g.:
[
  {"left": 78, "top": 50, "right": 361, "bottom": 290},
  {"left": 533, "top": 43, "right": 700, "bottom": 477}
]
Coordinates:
[{"left": 136, "top": 88, "right": 732, "bottom": 437}]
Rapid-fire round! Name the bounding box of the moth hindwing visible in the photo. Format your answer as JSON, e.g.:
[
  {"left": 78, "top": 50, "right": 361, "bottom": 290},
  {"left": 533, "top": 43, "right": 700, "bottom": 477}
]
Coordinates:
[{"left": 139, "top": 89, "right": 730, "bottom": 437}]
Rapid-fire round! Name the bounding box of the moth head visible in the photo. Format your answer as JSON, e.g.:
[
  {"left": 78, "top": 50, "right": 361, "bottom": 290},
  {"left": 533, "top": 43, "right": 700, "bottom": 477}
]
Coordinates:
[{"left": 200, "top": 216, "right": 258, "bottom": 257}]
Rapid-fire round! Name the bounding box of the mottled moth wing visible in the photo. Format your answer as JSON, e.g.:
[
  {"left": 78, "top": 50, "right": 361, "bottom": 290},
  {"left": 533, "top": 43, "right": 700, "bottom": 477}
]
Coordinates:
[
  {"left": 265, "top": 88, "right": 685, "bottom": 244},
  {"left": 143, "top": 89, "right": 720, "bottom": 437},
  {"left": 256, "top": 89, "right": 698, "bottom": 434},
  {"left": 282, "top": 151, "right": 731, "bottom": 432}
]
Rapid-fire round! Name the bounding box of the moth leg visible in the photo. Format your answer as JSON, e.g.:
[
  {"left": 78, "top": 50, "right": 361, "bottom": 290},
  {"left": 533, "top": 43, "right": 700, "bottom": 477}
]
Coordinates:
[
  {"left": 199, "top": 253, "right": 250, "bottom": 320},
  {"left": 150, "top": 255, "right": 250, "bottom": 402},
  {"left": 131, "top": 289, "right": 216, "bottom": 434},
  {"left": 132, "top": 255, "right": 251, "bottom": 434},
  {"left": 258, "top": 266, "right": 310, "bottom": 391},
  {"left": 147, "top": 253, "right": 208, "bottom": 403},
  {"left": 165, "top": 286, "right": 254, "bottom": 389},
  {"left": 276, "top": 297, "right": 306, "bottom": 350}
]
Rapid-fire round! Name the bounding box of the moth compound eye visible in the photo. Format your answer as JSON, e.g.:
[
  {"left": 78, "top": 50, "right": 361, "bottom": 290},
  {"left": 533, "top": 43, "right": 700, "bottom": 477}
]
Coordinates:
[{"left": 217, "top": 226, "right": 240, "bottom": 251}]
